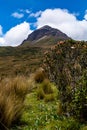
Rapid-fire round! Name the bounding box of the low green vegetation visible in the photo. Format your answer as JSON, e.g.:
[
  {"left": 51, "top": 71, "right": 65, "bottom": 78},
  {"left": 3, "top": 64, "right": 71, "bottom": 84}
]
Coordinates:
[
  {"left": 0, "top": 70, "right": 86, "bottom": 130},
  {"left": 11, "top": 90, "right": 81, "bottom": 130},
  {"left": 11, "top": 68, "right": 87, "bottom": 130}
]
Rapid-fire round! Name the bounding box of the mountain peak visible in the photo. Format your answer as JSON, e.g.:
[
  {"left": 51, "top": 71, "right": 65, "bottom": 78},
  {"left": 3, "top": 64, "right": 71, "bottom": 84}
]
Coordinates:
[
  {"left": 38, "top": 25, "right": 52, "bottom": 30},
  {"left": 21, "top": 25, "right": 70, "bottom": 47}
]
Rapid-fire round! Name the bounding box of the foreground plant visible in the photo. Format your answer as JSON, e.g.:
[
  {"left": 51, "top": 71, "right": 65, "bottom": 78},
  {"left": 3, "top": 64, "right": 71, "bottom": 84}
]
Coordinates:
[
  {"left": 0, "top": 76, "right": 29, "bottom": 130},
  {"left": 37, "top": 79, "right": 58, "bottom": 102}
]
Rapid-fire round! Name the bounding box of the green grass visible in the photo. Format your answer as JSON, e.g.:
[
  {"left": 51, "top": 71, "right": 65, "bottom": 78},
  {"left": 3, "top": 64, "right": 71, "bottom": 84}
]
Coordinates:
[
  {"left": 37, "top": 79, "right": 58, "bottom": 101},
  {"left": 11, "top": 89, "right": 84, "bottom": 130},
  {"left": 11, "top": 90, "right": 60, "bottom": 130}
]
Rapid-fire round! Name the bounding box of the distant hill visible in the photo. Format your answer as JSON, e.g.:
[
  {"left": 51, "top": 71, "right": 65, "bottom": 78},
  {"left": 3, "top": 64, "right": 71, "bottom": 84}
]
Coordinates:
[
  {"left": 21, "top": 25, "right": 70, "bottom": 47},
  {"left": 0, "top": 46, "right": 45, "bottom": 77}
]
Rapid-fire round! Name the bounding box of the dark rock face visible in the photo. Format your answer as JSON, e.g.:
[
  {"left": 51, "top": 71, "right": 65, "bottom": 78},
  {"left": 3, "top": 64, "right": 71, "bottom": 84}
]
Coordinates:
[{"left": 22, "top": 25, "right": 70, "bottom": 46}]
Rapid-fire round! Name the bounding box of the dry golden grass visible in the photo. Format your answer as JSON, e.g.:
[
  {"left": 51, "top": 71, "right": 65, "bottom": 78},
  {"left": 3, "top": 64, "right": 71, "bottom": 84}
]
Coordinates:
[
  {"left": 34, "top": 68, "right": 46, "bottom": 83},
  {"left": 0, "top": 76, "right": 29, "bottom": 129},
  {"left": 41, "top": 79, "right": 54, "bottom": 94}
]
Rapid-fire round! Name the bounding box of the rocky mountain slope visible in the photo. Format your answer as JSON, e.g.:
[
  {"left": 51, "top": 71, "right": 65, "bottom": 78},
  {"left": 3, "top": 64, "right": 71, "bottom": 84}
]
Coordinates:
[{"left": 21, "top": 25, "right": 70, "bottom": 47}]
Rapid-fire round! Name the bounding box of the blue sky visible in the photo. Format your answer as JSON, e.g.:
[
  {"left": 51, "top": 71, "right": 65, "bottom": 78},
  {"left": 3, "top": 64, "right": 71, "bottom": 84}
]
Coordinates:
[{"left": 0, "top": 0, "right": 87, "bottom": 46}]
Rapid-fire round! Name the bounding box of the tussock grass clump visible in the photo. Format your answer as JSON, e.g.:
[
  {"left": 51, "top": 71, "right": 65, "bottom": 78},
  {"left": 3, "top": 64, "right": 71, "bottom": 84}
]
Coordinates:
[
  {"left": 27, "top": 73, "right": 37, "bottom": 91},
  {"left": 37, "top": 79, "right": 58, "bottom": 102},
  {"left": 37, "top": 87, "right": 45, "bottom": 99},
  {"left": 44, "top": 94, "right": 55, "bottom": 102},
  {"left": 34, "top": 68, "right": 46, "bottom": 83},
  {"left": 57, "top": 100, "right": 63, "bottom": 115},
  {"left": 41, "top": 79, "right": 53, "bottom": 94},
  {"left": 0, "top": 76, "right": 28, "bottom": 130},
  {"left": 10, "top": 76, "right": 28, "bottom": 98}
]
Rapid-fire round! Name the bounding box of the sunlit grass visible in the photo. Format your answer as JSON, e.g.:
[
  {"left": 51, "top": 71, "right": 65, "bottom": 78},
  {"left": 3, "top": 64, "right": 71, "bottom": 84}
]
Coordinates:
[
  {"left": 37, "top": 79, "right": 58, "bottom": 102},
  {"left": 0, "top": 76, "right": 29, "bottom": 129}
]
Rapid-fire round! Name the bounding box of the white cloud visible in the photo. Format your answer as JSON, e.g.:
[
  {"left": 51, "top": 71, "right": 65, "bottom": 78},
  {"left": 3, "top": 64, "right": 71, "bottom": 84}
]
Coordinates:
[
  {"left": 0, "top": 38, "right": 5, "bottom": 46},
  {"left": 30, "top": 11, "right": 42, "bottom": 18},
  {"left": 19, "top": 9, "right": 31, "bottom": 14},
  {"left": 0, "top": 25, "right": 3, "bottom": 36},
  {"left": 84, "top": 10, "right": 87, "bottom": 20},
  {"left": 25, "top": 9, "right": 31, "bottom": 14},
  {"left": 36, "top": 8, "right": 87, "bottom": 41},
  {"left": 12, "top": 12, "right": 24, "bottom": 19},
  {"left": 0, "top": 22, "right": 32, "bottom": 46},
  {"left": 84, "top": 14, "right": 87, "bottom": 20}
]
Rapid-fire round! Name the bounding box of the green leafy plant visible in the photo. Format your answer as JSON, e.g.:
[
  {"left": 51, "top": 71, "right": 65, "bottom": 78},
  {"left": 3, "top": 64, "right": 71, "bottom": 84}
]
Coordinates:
[{"left": 71, "top": 70, "right": 87, "bottom": 122}]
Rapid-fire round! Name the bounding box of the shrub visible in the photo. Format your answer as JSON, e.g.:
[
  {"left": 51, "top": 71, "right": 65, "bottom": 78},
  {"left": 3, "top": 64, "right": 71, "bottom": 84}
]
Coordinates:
[
  {"left": 0, "top": 76, "right": 28, "bottom": 129},
  {"left": 71, "top": 70, "right": 87, "bottom": 122},
  {"left": 43, "top": 40, "right": 87, "bottom": 122},
  {"left": 43, "top": 40, "right": 87, "bottom": 88}
]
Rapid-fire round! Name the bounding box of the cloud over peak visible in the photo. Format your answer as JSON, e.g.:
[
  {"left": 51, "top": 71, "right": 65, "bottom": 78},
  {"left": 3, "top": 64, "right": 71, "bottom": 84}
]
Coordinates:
[{"left": 36, "top": 8, "right": 87, "bottom": 41}]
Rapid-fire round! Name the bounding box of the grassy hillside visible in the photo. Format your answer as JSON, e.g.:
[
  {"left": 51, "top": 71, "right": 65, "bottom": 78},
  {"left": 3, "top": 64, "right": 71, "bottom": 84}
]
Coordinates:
[
  {"left": 0, "top": 46, "right": 45, "bottom": 77},
  {"left": 22, "top": 36, "right": 67, "bottom": 47},
  {"left": 0, "top": 38, "right": 58, "bottom": 78}
]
